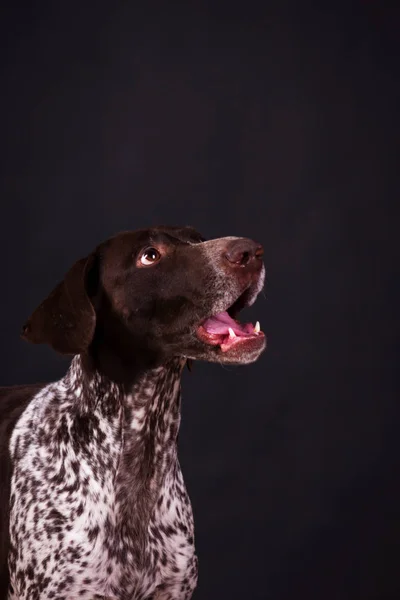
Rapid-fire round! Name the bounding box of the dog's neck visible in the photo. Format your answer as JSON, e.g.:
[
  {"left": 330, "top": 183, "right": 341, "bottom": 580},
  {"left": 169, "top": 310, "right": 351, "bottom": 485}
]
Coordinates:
[
  {"left": 65, "top": 353, "right": 185, "bottom": 406},
  {"left": 63, "top": 355, "right": 185, "bottom": 547},
  {"left": 111, "top": 355, "right": 185, "bottom": 496},
  {"left": 64, "top": 353, "right": 185, "bottom": 451}
]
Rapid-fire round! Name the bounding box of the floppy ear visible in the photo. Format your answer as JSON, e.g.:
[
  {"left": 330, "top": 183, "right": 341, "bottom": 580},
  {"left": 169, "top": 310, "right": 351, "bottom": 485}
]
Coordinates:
[{"left": 21, "top": 254, "right": 97, "bottom": 355}]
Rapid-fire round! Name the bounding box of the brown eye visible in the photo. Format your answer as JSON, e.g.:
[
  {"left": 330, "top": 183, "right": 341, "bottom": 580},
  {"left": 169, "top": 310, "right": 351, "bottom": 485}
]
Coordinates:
[{"left": 140, "top": 247, "right": 161, "bottom": 266}]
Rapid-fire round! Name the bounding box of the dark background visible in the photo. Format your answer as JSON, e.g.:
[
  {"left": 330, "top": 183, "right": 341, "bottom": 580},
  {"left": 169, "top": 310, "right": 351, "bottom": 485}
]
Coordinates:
[{"left": 1, "top": 2, "right": 399, "bottom": 599}]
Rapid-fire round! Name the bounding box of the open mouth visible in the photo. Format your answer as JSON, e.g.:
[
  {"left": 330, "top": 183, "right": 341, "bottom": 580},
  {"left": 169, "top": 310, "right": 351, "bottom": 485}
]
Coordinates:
[{"left": 196, "top": 289, "right": 265, "bottom": 353}]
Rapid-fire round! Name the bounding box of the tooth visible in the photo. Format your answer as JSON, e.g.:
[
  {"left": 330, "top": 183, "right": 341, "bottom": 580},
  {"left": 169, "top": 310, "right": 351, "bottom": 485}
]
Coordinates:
[
  {"left": 254, "top": 321, "right": 261, "bottom": 334},
  {"left": 228, "top": 327, "right": 236, "bottom": 338}
]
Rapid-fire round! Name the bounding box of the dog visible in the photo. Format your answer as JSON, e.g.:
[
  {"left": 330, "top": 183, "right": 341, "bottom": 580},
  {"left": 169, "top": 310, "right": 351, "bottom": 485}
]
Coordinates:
[{"left": 0, "top": 225, "right": 266, "bottom": 599}]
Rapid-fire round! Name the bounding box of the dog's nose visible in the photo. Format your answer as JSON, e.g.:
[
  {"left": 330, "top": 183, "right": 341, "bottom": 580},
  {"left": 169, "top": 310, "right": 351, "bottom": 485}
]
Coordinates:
[{"left": 224, "top": 238, "right": 264, "bottom": 268}]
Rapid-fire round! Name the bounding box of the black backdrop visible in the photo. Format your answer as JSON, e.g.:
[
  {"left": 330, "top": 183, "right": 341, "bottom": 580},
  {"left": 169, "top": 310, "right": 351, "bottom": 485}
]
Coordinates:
[{"left": 1, "top": 3, "right": 399, "bottom": 599}]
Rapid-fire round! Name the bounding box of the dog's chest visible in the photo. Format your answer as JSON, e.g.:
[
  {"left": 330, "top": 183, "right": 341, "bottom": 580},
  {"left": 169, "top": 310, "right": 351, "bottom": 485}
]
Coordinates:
[{"left": 8, "top": 361, "right": 196, "bottom": 600}]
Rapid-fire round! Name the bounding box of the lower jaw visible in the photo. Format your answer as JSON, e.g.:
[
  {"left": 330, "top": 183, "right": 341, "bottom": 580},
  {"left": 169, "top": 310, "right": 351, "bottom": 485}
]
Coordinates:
[
  {"left": 219, "top": 332, "right": 266, "bottom": 353},
  {"left": 216, "top": 336, "right": 266, "bottom": 364},
  {"left": 196, "top": 327, "right": 266, "bottom": 358}
]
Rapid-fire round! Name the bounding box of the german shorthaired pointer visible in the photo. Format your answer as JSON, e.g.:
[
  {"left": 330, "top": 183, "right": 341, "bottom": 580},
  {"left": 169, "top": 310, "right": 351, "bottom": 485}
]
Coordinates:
[{"left": 0, "top": 225, "right": 266, "bottom": 600}]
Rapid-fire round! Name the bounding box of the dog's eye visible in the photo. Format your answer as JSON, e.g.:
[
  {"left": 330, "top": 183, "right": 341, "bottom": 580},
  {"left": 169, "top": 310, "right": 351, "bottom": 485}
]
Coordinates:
[{"left": 140, "top": 248, "right": 161, "bottom": 266}]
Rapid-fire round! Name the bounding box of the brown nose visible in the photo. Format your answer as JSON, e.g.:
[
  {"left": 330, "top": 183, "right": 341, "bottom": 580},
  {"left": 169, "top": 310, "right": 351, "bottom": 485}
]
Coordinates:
[{"left": 224, "top": 238, "right": 264, "bottom": 267}]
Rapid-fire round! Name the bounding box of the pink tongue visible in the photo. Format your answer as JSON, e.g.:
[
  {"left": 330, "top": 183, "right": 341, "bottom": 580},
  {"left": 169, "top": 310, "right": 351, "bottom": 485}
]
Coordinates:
[{"left": 202, "top": 311, "right": 254, "bottom": 336}]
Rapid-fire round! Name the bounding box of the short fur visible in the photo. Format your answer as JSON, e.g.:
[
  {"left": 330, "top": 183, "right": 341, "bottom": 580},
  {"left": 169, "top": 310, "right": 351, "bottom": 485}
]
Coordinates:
[{"left": 0, "top": 226, "right": 265, "bottom": 599}]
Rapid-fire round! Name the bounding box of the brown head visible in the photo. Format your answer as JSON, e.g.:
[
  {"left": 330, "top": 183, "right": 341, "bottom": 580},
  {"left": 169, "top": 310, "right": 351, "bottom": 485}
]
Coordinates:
[{"left": 22, "top": 226, "right": 266, "bottom": 382}]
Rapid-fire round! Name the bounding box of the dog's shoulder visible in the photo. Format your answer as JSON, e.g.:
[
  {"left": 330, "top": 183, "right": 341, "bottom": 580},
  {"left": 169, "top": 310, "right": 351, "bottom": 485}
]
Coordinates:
[{"left": 0, "top": 382, "right": 46, "bottom": 600}]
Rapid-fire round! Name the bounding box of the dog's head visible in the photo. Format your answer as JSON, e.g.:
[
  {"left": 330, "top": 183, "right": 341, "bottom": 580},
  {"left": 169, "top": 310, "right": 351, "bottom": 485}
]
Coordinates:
[{"left": 22, "top": 226, "right": 266, "bottom": 376}]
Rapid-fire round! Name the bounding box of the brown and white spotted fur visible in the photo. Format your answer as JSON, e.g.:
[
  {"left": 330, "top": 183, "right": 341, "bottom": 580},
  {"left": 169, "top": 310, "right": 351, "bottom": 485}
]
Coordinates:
[{"left": 0, "top": 225, "right": 266, "bottom": 600}]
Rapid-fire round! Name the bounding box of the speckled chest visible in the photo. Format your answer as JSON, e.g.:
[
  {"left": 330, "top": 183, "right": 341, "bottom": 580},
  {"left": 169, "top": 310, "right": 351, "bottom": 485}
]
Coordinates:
[{"left": 8, "top": 358, "right": 197, "bottom": 600}]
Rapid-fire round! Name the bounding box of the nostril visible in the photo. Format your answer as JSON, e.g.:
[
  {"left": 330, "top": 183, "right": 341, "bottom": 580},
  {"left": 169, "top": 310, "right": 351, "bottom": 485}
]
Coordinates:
[
  {"left": 225, "top": 249, "right": 250, "bottom": 266},
  {"left": 225, "top": 239, "right": 264, "bottom": 267}
]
